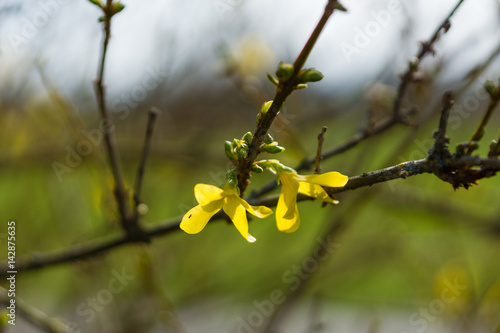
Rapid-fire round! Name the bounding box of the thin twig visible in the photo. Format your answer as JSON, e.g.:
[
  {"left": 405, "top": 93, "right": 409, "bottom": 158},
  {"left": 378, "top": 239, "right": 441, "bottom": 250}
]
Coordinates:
[
  {"left": 314, "top": 126, "right": 327, "bottom": 174},
  {"left": 133, "top": 107, "right": 160, "bottom": 219},
  {"left": 467, "top": 81, "right": 500, "bottom": 155},
  {"left": 392, "top": 0, "right": 466, "bottom": 118},
  {"left": 432, "top": 92, "right": 454, "bottom": 154},
  {"left": 93, "top": 0, "right": 133, "bottom": 233}
]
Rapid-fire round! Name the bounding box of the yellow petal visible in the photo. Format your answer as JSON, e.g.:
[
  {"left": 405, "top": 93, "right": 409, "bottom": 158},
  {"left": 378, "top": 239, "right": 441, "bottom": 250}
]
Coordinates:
[
  {"left": 302, "top": 172, "right": 348, "bottom": 188},
  {"left": 278, "top": 172, "right": 300, "bottom": 219},
  {"left": 223, "top": 195, "right": 256, "bottom": 242},
  {"left": 237, "top": 197, "right": 273, "bottom": 218},
  {"left": 276, "top": 203, "right": 300, "bottom": 233},
  {"left": 180, "top": 200, "right": 223, "bottom": 234},
  {"left": 194, "top": 183, "right": 225, "bottom": 206},
  {"left": 298, "top": 182, "right": 339, "bottom": 204}
]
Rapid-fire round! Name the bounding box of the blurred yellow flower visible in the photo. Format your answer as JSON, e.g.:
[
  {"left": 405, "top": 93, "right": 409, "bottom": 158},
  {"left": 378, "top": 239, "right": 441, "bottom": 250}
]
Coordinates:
[
  {"left": 180, "top": 183, "right": 273, "bottom": 243},
  {"left": 277, "top": 171, "right": 348, "bottom": 233}
]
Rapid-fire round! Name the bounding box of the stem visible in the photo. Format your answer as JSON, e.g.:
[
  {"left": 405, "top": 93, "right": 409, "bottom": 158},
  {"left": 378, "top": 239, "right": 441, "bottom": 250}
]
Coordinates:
[
  {"left": 133, "top": 107, "right": 160, "bottom": 219},
  {"left": 467, "top": 86, "right": 500, "bottom": 155},
  {"left": 237, "top": 0, "right": 345, "bottom": 194},
  {"left": 392, "top": 0, "right": 466, "bottom": 118},
  {"left": 314, "top": 126, "right": 327, "bottom": 174},
  {"left": 93, "top": 0, "right": 134, "bottom": 234}
]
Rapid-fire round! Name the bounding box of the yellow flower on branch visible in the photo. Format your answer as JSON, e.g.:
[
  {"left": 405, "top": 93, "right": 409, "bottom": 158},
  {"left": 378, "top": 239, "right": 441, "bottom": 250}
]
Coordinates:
[
  {"left": 180, "top": 183, "right": 273, "bottom": 242},
  {"left": 277, "top": 170, "right": 348, "bottom": 233}
]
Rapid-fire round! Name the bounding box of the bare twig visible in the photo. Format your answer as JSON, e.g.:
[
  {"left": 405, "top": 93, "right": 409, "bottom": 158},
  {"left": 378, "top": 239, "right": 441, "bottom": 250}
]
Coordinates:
[
  {"left": 392, "top": 0, "right": 466, "bottom": 118},
  {"left": 314, "top": 126, "right": 327, "bottom": 174},
  {"left": 467, "top": 81, "right": 500, "bottom": 155},
  {"left": 133, "top": 107, "right": 160, "bottom": 219},
  {"left": 93, "top": 0, "right": 134, "bottom": 234},
  {"left": 432, "top": 92, "right": 454, "bottom": 154}
]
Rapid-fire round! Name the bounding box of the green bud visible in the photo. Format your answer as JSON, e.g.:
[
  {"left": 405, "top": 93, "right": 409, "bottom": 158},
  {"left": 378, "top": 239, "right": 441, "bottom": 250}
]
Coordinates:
[
  {"left": 111, "top": 1, "right": 125, "bottom": 14},
  {"left": 276, "top": 61, "right": 294, "bottom": 82},
  {"left": 261, "top": 101, "right": 273, "bottom": 116},
  {"left": 242, "top": 132, "right": 253, "bottom": 144},
  {"left": 235, "top": 146, "right": 248, "bottom": 159},
  {"left": 267, "top": 73, "right": 279, "bottom": 87},
  {"left": 297, "top": 68, "right": 324, "bottom": 83},
  {"left": 409, "top": 57, "right": 419, "bottom": 70},
  {"left": 295, "top": 84, "right": 308, "bottom": 90},
  {"left": 262, "top": 143, "right": 285, "bottom": 154},
  {"left": 263, "top": 134, "right": 274, "bottom": 144},
  {"left": 489, "top": 140, "right": 499, "bottom": 156},
  {"left": 252, "top": 164, "right": 264, "bottom": 173},
  {"left": 88, "top": 0, "right": 102, "bottom": 8},
  {"left": 225, "top": 170, "right": 238, "bottom": 189},
  {"left": 98, "top": 16, "right": 105, "bottom": 22},
  {"left": 225, "top": 141, "right": 237, "bottom": 160},
  {"left": 484, "top": 80, "right": 498, "bottom": 97}
]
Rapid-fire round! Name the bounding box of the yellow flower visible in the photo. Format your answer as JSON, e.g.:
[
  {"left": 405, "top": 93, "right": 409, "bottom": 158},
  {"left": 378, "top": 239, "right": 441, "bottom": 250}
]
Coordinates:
[
  {"left": 180, "top": 183, "right": 273, "bottom": 242},
  {"left": 277, "top": 170, "right": 348, "bottom": 233}
]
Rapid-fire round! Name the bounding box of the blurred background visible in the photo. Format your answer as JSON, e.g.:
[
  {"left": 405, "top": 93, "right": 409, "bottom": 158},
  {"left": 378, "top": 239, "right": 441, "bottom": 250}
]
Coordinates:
[{"left": 1, "top": 0, "right": 500, "bottom": 332}]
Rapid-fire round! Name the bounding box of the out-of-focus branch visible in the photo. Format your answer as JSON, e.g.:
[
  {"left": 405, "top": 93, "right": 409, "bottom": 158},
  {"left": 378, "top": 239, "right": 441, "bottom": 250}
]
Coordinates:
[
  {"left": 314, "top": 126, "right": 327, "bottom": 174},
  {"left": 92, "top": 0, "right": 137, "bottom": 236},
  {"left": 133, "top": 107, "right": 160, "bottom": 220},
  {"left": 0, "top": 286, "right": 73, "bottom": 333}
]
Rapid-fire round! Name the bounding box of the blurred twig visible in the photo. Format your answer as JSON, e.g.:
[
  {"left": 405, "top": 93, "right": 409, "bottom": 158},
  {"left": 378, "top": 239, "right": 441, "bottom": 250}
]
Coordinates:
[
  {"left": 92, "top": 0, "right": 135, "bottom": 235},
  {"left": 133, "top": 107, "right": 160, "bottom": 220},
  {"left": 314, "top": 126, "right": 327, "bottom": 174},
  {"left": 0, "top": 287, "right": 73, "bottom": 333}
]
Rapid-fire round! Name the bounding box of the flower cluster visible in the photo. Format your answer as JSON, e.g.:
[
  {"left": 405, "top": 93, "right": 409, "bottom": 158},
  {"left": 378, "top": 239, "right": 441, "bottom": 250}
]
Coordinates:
[{"left": 180, "top": 164, "right": 347, "bottom": 243}]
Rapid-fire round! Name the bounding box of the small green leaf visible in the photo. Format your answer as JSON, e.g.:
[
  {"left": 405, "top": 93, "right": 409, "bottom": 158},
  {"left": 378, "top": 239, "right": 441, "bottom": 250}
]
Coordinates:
[
  {"left": 267, "top": 73, "right": 279, "bottom": 87},
  {"left": 88, "top": 0, "right": 102, "bottom": 8},
  {"left": 295, "top": 84, "right": 308, "bottom": 90}
]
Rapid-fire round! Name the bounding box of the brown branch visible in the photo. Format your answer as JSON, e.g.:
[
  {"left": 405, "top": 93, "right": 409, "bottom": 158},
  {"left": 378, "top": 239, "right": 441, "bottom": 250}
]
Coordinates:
[
  {"left": 392, "top": 0, "right": 466, "bottom": 118},
  {"left": 314, "top": 126, "right": 327, "bottom": 174},
  {"left": 133, "top": 107, "right": 160, "bottom": 220},
  {"left": 93, "top": 0, "right": 135, "bottom": 234}
]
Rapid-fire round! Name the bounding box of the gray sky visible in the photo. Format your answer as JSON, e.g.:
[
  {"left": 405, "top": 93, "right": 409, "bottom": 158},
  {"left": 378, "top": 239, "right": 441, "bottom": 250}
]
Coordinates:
[{"left": 1, "top": 0, "right": 499, "bottom": 102}]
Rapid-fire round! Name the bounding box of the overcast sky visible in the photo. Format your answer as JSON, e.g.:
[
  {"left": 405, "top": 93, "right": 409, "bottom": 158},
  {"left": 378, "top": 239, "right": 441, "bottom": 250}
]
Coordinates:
[{"left": 1, "top": 0, "right": 499, "bottom": 102}]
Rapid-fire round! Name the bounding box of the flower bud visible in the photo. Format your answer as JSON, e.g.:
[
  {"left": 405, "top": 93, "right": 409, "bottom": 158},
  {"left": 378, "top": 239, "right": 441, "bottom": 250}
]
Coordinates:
[
  {"left": 252, "top": 164, "right": 264, "bottom": 173},
  {"left": 484, "top": 80, "right": 498, "bottom": 97},
  {"left": 297, "top": 68, "right": 323, "bottom": 83},
  {"left": 263, "top": 134, "right": 274, "bottom": 144},
  {"left": 236, "top": 146, "right": 248, "bottom": 159},
  {"left": 242, "top": 132, "right": 253, "bottom": 144},
  {"left": 262, "top": 143, "right": 285, "bottom": 154},
  {"left": 111, "top": 1, "right": 125, "bottom": 14},
  {"left": 88, "top": 0, "right": 102, "bottom": 8},
  {"left": 276, "top": 62, "right": 294, "bottom": 82},
  {"left": 225, "top": 141, "right": 237, "bottom": 160}
]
